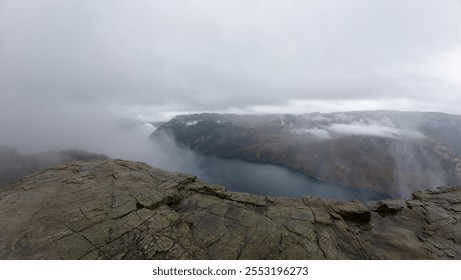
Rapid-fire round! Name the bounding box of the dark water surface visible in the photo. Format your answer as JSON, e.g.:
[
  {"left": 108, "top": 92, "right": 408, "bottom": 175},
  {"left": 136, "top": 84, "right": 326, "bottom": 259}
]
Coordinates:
[{"left": 189, "top": 155, "right": 391, "bottom": 201}]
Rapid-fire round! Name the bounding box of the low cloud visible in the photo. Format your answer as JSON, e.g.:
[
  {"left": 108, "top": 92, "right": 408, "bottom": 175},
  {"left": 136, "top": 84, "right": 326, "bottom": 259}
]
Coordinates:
[
  {"left": 0, "top": 0, "right": 460, "bottom": 158},
  {"left": 328, "top": 123, "right": 425, "bottom": 139},
  {"left": 290, "top": 119, "right": 426, "bottom": 140}
]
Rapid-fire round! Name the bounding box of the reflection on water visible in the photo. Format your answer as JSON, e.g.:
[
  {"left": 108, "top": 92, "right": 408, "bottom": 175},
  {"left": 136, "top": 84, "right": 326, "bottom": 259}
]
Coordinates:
[{"left": 187, "top": 155, "right": 391, "bottom": 201}]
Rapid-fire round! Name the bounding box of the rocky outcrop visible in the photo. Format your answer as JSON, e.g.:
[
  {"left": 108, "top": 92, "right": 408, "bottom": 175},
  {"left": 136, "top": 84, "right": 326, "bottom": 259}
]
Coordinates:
[
  {"left": 152, "top": 111, "right": 461, "bottom": 197},
  {"left": 0, "top": 160, "right": 460, "bottom": 259}
]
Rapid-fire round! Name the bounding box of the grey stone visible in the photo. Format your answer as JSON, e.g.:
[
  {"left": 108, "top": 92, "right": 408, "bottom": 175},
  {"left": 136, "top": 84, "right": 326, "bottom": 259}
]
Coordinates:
[{"left": 0, "top": 159, "right": 460, "bottom": 259}]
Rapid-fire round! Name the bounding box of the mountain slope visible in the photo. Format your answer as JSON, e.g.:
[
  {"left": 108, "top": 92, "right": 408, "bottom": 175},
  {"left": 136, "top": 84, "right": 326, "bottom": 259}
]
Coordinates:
[
  {"left": 152, "top": 111, "right": 461, "bottom": 197},
  {"left": 0, "top": 159, "right": 459, "bottom": 259}
]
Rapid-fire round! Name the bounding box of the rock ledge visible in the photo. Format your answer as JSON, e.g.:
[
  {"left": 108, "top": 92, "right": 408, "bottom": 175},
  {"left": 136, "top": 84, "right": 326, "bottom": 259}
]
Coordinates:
[{"left": 0, "top": 160, "right": 460, "bottom": 259}]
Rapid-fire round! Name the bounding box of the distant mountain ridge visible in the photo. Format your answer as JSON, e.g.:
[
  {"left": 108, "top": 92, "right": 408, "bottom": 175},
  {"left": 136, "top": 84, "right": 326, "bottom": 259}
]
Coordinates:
[
  {"left": 152, "top": 111, "right": 461, "bottom": 197},
  {"left": 0, "top": 146, "right": 109, "bottom": 188}
]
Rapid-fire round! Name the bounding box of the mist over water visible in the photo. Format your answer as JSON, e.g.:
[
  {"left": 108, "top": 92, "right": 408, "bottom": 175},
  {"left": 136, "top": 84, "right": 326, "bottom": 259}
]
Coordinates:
[
  {"left": 145, "top": 130, "right": 390, "bottom": 201},
  {"left": 65, "top": 121, "right": 389, "bottom": 201},
  {"left": 1, "top": 115, "right": 452, "bottom": 201},
  {"left": 32, "top": 121, "right": 387, "bottom": 201}
]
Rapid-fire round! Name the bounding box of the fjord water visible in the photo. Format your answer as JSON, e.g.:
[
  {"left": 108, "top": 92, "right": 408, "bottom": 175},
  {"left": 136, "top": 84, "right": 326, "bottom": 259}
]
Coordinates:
[
  {"left": 187, "top": 154, "right": 391, "bottom": 201},
  {"left": 147, "top": 130, "right": 390, "bottom": 201}
]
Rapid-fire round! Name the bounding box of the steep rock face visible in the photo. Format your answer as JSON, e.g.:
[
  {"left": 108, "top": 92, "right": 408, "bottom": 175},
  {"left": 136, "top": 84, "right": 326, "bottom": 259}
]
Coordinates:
[
  {"left": 0, "top": 160, "right": 460, "bottom": 259},
  {"left": 152, "top": 111, "right": 461, "bottom": 196}
]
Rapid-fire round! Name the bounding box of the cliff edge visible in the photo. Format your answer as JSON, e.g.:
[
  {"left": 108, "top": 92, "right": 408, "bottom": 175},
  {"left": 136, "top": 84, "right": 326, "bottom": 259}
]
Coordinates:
[{"left": 0, "top": 160, "right": 460, "bottom": 259}]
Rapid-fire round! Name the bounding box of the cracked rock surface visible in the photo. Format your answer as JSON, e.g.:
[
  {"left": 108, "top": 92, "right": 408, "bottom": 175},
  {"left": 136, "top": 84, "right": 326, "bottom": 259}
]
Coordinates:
[{"left": 0, "top": 160, "right": 460, "bottom": 259}]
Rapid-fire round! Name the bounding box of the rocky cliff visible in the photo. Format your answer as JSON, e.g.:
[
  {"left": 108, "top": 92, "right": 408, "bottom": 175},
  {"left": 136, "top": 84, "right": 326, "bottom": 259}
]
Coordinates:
[
  {"left": 0, "top": 160, "right": 459, "bottom": 259},
  {"left": 152, "top": 111, "right": 461, "bottom": 197}
]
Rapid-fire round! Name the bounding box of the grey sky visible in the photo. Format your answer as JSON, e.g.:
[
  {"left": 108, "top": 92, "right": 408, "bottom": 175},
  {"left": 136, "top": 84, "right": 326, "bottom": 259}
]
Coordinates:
[{"left": 1, "top": 0, "right": 461, "bottom": 152}]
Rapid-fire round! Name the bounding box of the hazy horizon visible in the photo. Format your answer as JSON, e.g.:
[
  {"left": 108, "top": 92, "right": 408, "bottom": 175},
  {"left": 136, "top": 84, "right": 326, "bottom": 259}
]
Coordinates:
[{"left": 1, "top": 0, "right": 461, "bottom": 154}]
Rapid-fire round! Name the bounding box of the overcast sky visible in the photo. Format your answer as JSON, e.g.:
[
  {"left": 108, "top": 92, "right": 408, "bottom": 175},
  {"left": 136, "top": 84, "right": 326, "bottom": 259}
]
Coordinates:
[{"left": 1, "top": 0, "right": 461, "bottom": 153}]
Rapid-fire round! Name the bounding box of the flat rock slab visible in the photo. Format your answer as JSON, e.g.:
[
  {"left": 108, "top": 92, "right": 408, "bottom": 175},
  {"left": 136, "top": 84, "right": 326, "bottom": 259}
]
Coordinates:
[{"left": 0, "top": 160, "right": 460, "bottom": 259}]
